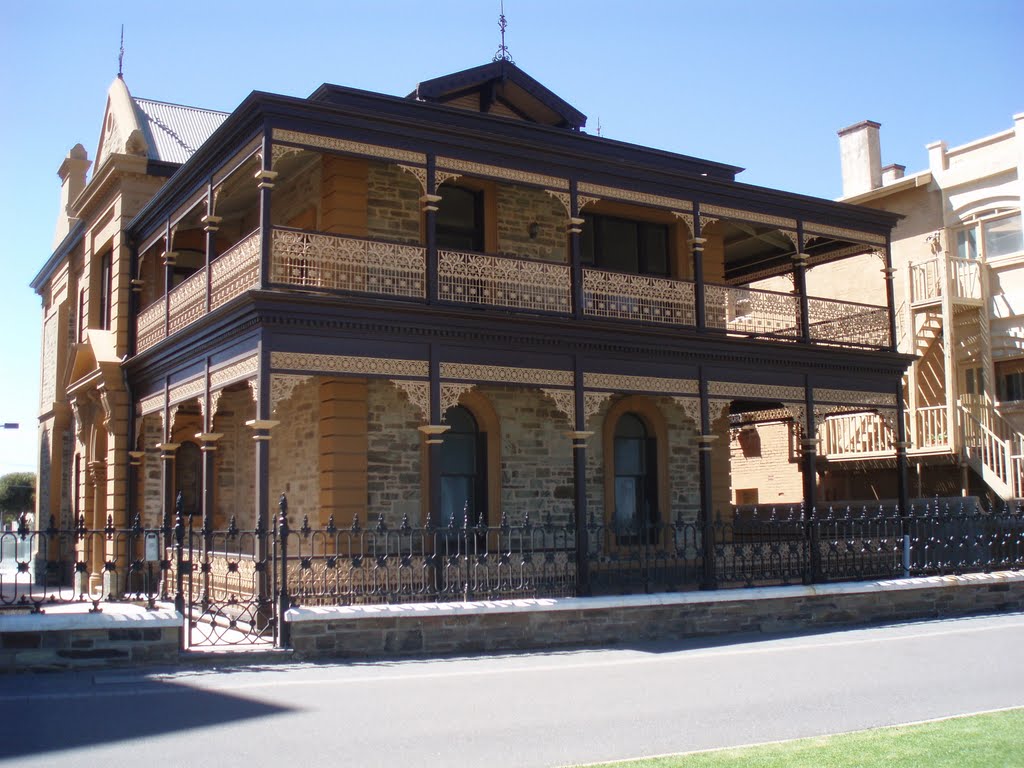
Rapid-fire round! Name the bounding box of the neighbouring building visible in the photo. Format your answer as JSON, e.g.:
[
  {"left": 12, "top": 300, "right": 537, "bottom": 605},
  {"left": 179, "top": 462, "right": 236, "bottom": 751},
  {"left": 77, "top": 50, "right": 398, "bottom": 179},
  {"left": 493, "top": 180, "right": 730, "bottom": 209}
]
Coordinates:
[
  {"left": 33, "top": 60, "right": 912, "bottom": 601},
  {"left": 732, "top": 114, "right": 1024, "bottom": 506}
]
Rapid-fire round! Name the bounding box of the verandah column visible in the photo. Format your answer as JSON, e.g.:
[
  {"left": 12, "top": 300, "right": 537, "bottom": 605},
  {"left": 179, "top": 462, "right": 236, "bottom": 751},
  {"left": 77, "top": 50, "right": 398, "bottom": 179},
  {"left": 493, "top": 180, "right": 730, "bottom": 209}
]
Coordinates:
[
  {"left": 247, "top": 346, "right": 278, "bottom": 623},
  {"left": 697, "top": 370, "right": 716, "bottom": 589},
  {"left": 256, "top": 127, "right": 278, "bottom": 290},
  {"left": 570, "top": 355, "right": 591, "bottom": 595},
  {"left": 202, "top": 179, "right": 221, "bottom": 315},
  {"left": 692, "top": 203, "right": 707, "bottom": 331},
  {"left": 883, "top": 235, "right": 912, "bottom": 516},
  {"left": 569, "top": 181, "right": 585, "bottom": 320},
  {"left": 197, "top": 365, "right": 222, "bottom": 602},
  {"left": 423, "top": 156, "right": 440, "bottom": 303},
  {"left": 794, "top": 222, "right": 811, "bottom": 343},
  {"left": 801, "top": 379, "right": 820, "bottom": 584}
]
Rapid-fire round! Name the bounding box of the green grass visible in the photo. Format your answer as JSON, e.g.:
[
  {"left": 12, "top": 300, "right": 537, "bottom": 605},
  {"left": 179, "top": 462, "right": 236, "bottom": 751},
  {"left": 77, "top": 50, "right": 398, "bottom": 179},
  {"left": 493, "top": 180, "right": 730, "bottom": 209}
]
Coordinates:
[{"left": 575, "top": 708, "right": 1024, "bottom": 768}]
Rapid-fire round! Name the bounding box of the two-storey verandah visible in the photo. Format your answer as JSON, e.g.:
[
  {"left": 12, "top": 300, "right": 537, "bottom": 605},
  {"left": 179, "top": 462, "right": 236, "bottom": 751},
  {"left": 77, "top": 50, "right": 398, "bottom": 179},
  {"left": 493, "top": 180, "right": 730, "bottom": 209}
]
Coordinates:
[{"left": 119, "top": 76, "right": 911, "bottom": 588}]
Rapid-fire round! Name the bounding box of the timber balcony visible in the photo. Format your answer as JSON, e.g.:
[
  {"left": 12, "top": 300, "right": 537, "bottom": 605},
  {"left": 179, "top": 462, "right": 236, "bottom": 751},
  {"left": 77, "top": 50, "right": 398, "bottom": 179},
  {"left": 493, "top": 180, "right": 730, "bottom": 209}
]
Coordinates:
[{"left": 135, "top": 226, "right": 893, "bottom": 354}]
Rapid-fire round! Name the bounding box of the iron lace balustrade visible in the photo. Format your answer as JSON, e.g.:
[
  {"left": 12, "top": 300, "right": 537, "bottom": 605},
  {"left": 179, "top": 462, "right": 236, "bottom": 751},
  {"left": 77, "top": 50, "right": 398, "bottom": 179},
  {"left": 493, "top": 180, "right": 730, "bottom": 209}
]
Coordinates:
[
  {"left": 704, "top": 283, "right": 802, "bottom": 339},
  {"left": 271, "top": 227, "right": 426, "bottom": 298},
  {"left": 438, "top": 249, "right": 571, "bottom": 313},
  {"left": 582, "top": 268, "right": 695, "bottom": 325},
  {"left": 134, "top": 230, "right": 261, "bottom": 353},
  {"left": 806, "top": 297, "right": 891, "bottom": 349},
  {"left": 136, "top": 297, "right": 166, "bottom": 352}
]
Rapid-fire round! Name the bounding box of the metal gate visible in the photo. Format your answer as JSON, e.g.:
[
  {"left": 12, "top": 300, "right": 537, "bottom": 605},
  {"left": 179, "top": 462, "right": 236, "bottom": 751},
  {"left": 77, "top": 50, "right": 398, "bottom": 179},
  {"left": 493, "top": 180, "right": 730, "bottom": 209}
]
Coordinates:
[{"left": 174, "top": 515, "right": 278, "bottom": 648}]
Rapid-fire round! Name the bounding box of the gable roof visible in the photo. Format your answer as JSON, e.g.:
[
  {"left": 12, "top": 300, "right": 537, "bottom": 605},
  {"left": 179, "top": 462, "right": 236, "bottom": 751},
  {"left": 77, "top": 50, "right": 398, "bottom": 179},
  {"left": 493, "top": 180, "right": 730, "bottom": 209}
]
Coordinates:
[
  {"left": 131, "top": 97, "right": 228, "bottom": 165},
  {"left": 409, "top": 61, "right": 587, "bottom": 130}
]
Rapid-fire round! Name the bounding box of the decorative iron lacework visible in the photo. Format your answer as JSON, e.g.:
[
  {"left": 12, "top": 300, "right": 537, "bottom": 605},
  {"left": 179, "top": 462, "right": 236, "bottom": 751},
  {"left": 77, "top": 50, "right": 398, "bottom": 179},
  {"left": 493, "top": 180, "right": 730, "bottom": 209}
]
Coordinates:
[
  {"left": 211, "top": 231, "right": 260, "bottom": 310},
  {"left": 576, "top": 182, "right": 691, "bottom": 212},
  {"left": 272, "top": 352, "right": 428, "bottom": 378},
  {"left": 699, "top": 204, "right": 795, "bottom": 230},
  {"left": 211, "top": 355, "right": 259, "bottom": 389},
  {"left": 271, "top": 374, "right": 312, "bottom": 416},
  {"left": 441, "top": 383, "right": 475, "bottom": 417},
  {"left": 545, "top": 189, "right": 571, "bottom": 216},
  {"left": 700, "top": 215, "right": 720, "bottom": 231},
  {"left": 138, "top": 393, "right": 163, "bottom": 416},
  {"left": 708, "top": 381, "right": 804, "bottom": 402},
  {"left": 708, "top": 399, "right": 732, "bottom": 422},
  {"left": 577, "top": 194, "right": 600, "bottom": 211},
  {"left": 396, "top": 164, "right": 428, "bottom": 194},
  {"left": 540, "top": 388, "right": 575, "bottom": 425},
  {"left": 672, "top": 397, "right": 702, "bottom": 427},
  {"left": 806, "top": 298, "right": 891, "bottom": 348},
  {"left": 272, "top": 229, "right": 426, "bottom": 299},
  {"left": 136, "top": 298, "right": 166, "bottom": 353},
  {"left": 704, "top": 284, "right": 801, "bottom": 338},
  {"left": 440, "top": 362, "right": 573, "bottom": 387},
  {"left": 435, "top": 170, "right": 464, "bottom": 188},
  {"left": 271, "top": 144, "right": 304, "bottom": 169},
  {"left": 583, "top": 268, "right": 696, "bottom": 326},
  {"left": 814, "top": 388, "right": 898, "bottom": 408},
  {"left": 803, "top": 221, "right": 886, "bottom": 246},
  {"left": 436, "top": 157, "right": 568, "bottom": 190},
  {"left": 583, "top": 373, "right": 698, "bottom": 395},
  {"left": 272, "top": 129, "right": 426, "bottom": 165},
  {"left": 784, "top": 403, "right": 807, "bottom": 428},
  {"left": 583, "top": 392, "right": 614, "bottom": 423},
  {"left": 167, "top": 267, "right": 207, "bottom": 336},
  {"left": 169, "top": 377, "right": 205, "bottom": 406},
  {"left": 672, "top": 212, "right": 694, "bottom": 237},
  {"left": 729, "top": 407, "right": 794, "bottom": 425},
  {"left": 390, "top": 379, "right": 429, "bottom": 422},
  {"left": 438, "top": 250, "right": 570, "bottom": 313}
]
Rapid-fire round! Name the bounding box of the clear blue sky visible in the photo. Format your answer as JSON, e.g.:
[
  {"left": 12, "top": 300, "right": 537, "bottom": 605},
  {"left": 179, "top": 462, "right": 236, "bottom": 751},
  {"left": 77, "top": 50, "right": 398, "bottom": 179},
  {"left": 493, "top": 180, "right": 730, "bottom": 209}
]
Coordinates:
[{"left": 0, "top": 0, "right": 1021, "bottom": 476}]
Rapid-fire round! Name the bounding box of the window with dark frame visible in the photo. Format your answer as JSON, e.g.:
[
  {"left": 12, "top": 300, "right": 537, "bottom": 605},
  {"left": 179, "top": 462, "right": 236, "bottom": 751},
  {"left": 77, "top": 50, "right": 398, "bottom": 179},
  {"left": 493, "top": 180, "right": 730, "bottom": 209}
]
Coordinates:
[
  {"left": 98, "top": 250, "right": 113, "bottom": 331},
  {"left": 581, "top": 214, "right": 669, "bottom": 277},
  {"left": 437, "top": 186, "right": 484, "bottom": 252},
  {"left": 613, "top": 413, "right": 659, "bottom": 544},
  {"left": 439, "top": 405, "right": 488, "bottom": 527}
]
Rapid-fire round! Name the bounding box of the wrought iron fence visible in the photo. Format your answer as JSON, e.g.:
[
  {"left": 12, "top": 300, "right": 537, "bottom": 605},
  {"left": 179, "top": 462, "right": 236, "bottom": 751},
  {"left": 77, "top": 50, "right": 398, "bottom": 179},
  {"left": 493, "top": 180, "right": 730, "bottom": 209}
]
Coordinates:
[{"left": 3, "top": 500, "right": 1021, "bottom": 620}]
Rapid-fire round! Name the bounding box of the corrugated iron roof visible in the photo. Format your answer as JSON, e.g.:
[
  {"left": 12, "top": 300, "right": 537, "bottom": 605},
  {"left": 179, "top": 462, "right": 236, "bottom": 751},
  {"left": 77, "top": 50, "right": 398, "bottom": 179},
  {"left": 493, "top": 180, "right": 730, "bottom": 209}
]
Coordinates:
[{"left": 132, "top": 97, "right": 228, "bottom": 165}]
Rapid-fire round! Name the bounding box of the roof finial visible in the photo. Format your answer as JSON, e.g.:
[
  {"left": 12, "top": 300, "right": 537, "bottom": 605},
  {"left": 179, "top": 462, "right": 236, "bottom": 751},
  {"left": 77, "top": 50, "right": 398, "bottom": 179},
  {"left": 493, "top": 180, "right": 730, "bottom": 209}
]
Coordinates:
[
  {"left": 117, "top": 24, "right": 125, "bottom": 78},
  {"left": 493, "top": 0, "right": 514, "bottom": 64}
]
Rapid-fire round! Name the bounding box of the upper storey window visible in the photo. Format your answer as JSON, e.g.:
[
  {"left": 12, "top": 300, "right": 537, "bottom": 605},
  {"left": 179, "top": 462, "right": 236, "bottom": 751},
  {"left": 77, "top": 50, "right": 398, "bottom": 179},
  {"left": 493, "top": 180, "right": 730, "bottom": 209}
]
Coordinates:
[
  {"left": 582, "top": 214, "right": 669, "bottom": 276},
  {"left": 956, "top": 213, "right": 1023, "bottom": 260},
  {"left": 98, "top": 250, "right": 113, "bottom": 331},
  {"left": 437, "top": 186, "right": 484, "bottom": 252}
]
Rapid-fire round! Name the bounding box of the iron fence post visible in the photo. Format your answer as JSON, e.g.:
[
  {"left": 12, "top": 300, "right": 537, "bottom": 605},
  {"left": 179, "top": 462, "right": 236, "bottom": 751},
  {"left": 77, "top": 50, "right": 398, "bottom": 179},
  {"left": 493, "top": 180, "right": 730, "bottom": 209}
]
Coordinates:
[
  {"left": 173, "top": 492, "right": 185, "bottom": 617},
  {"left": 277, "top": 494, "right": 290, "bottom": 648}
]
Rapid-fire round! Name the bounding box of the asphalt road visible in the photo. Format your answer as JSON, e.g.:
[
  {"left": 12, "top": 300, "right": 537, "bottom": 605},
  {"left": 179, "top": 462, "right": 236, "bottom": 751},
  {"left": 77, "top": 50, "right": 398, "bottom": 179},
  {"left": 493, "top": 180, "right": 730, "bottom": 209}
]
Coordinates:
[{"left": 3, "top": 612, "right": 1024, "bottom": 767}]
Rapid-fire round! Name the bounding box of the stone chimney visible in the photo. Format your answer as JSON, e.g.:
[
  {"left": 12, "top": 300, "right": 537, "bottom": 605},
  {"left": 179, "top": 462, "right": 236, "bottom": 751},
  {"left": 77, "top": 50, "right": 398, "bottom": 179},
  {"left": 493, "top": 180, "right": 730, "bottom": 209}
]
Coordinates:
[
  {"left": 838, "top": 120, "right": 882, "bottom": 197},
  {"left": 882, "top": 164, "right": 906, "bottom": 185},
  {"left": 52, "top": 144, "right": 91, "bottom": 250}
]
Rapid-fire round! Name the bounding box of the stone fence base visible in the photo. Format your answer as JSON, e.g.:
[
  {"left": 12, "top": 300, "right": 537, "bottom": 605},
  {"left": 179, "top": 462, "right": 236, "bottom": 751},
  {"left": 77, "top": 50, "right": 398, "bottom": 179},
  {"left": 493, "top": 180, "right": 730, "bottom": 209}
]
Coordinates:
[
  {"left": 286, "top": 571, "right": 1024, "bottom": 659},
  {"left": 0, "top": 605, "right": 181, "bottom": 671}
]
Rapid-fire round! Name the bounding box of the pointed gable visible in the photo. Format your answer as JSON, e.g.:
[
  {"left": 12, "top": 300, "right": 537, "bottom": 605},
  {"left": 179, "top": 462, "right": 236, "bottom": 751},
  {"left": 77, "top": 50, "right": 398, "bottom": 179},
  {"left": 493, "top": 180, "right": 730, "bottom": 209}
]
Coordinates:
[
  {"left": 95, "top": 76, "right": 148, "bottom": 171},
  {"left": 410, "top": 61, "right": 587, "bottom": 130}
]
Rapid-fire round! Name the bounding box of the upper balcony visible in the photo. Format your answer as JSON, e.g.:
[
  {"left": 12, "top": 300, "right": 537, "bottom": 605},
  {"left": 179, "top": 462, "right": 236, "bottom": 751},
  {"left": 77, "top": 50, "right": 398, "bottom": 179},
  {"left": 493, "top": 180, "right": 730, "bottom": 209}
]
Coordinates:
[
  {"left": 130, "top": 130, "right": 897, "bottom": 357},
  {"left": 135, "top": 225, "right": 892, "bottom": 354}
]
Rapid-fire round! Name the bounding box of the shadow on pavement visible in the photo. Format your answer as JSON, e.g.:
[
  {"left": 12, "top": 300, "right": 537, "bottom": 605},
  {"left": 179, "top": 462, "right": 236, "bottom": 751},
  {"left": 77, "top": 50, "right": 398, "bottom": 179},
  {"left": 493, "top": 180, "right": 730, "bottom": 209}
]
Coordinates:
[{"left": 0, "top": 673, "right": 294, "bottom": 759}]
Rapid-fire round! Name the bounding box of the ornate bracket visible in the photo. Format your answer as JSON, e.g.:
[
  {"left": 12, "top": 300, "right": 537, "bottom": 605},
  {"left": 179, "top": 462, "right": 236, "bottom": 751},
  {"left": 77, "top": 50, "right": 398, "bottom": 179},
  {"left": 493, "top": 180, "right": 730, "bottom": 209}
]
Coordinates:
[
  {"left": 391, "top": 379, "right": 430, "bottom": 423},
  {"left": 271, "top": 374, "right": 312, "bottom": 417},
  {"left": 583, "top": 391, "right": 614, "bottom": 425},
  {"left": 540, "top": 388, "right": 575, "bottom": 426},
  {"left": 440, "top": 383, "right": 475, "bottom": 419}
]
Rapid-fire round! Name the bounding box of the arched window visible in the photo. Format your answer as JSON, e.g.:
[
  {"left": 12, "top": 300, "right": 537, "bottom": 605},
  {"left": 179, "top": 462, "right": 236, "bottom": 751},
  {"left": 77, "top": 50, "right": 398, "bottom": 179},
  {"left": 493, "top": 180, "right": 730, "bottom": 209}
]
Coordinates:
[
  {"left": 440, "top": 406, "right": 487, "bottom": 527},
  {"left": 612, "top": 412, "right": 659, "bottom": 543},
  {"left": 175, "top": 441, "right": 203, "bottom": 517}
]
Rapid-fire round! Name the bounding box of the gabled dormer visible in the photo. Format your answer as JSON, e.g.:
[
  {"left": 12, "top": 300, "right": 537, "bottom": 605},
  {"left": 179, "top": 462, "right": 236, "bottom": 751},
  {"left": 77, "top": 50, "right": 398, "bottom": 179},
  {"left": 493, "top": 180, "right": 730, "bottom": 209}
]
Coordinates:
[{"left": 409, "top": 60, "right": 587, "bottom": 130}]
